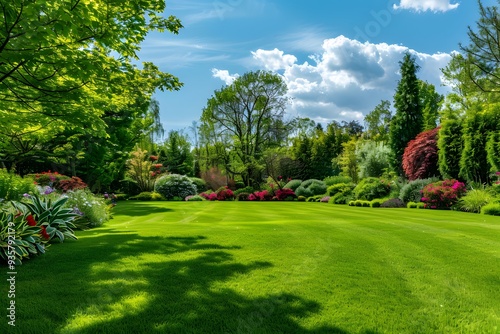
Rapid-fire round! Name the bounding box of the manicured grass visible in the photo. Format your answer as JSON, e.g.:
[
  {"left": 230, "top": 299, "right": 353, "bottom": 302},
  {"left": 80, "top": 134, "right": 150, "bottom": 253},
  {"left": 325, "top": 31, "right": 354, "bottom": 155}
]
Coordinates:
[{"left": 4, "top": 201, "right": 500, "bottom": 333}]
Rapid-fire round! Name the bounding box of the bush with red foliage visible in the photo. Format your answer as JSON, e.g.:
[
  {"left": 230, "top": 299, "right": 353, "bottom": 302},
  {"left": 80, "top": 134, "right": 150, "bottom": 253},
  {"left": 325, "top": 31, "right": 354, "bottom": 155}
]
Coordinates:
[
  {"left": 216, "top": 187, "right": 234, "bottom": 201},
  {"left": 275, "top": 188, "right": 296, "bottom": 201},
  {"left": 58, "top": 176, "right": 88, "bottom": 192},
  {"left": 402, "top": 127, "right": 440, "bottom": 181},
  {"left": 421, "top": 179, "right": 466, "bottom": 209}
]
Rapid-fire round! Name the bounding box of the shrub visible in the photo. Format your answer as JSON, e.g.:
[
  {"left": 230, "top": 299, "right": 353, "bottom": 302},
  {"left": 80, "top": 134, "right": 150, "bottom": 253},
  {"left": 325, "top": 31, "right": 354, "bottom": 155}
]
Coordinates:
[
  {"left": 421, "top": 179, "right": 467, "bottom": 209},
  {"left": 14, "top": 195, "right": 79, "bottom": 241},
  {"left": 371, "top": 199, "right": 384, "bottom": 208},
  {"left": 284, "top": 179, "right": 302, "bottom": 191},
  {"left": 186, "top": 195, "right": 205, "bottom": 201},
  {"left": 407, "top": 202, "right": 418, "bottom": 209},
  {"left": 348, "top": 201, "right": 356, "bottom": 206},
  {"left": 0, "top": 169, "right": 36, "bottom": 201},
  {"left": 356, "top": 141, "right": 391, "bottom": 179},
  {"left": 28, "top": 171, "right": 70, "bottom": 188},
  {"left": 216, "top": 187, "right": 234, "bottom": 201},
  {"left": 330, "top": 188, "right": 354, "bottom": 204},
  {"left": 295, "top": 186, "right": 312, "bottom": 198},
  {"left": 249, "top": 190, "right": 272, "bottom": 201},
  {"left": 0, "top": 208, "right": 46, "bottom": 265},
  {"left": 155, "top": 174, "right": 197, "bottom": 200},
  {"left": 151, "top": 192, "right": 164, "bottom": 201},
  {"left": 297, "top": 196, "right": 306, "bottom": 202},
  {"left": 234, "top": 186, "right": 254, "bottom": 197},
  {"left": 189, "top": 177, "right": 208, "bottom": 193},
  {"left": 459, "top": 189, "right": 494, "bottom": 213},
  {"left": 58, "top": 176, "right": 88, "bottom": 192},
  {"left": 236, "top": 193, "right": 250, "bottom": 201},
  {"left": 275, "top": 188, "right": 296, "bottom": 201},
  {"left": 481, "top": 203, "right": 500, "bottom": 216},
  {"left": 402, "top": 127, "right": 440, "bottom": 180},
  {"left": 327, "top": 183, "right": 355, "bottom": 196},
  {"left": 353, "top": 177, "right": 391, "bottom": 201},
  {"left": 324, "top": 175, "right": 352, "bottom": 186},
  {"left": 380, "top": 198, "right": 406, "bottom": 208},
  {"left": 303, "top": 179, "right": 327, "bottom": 194},
  {"left": 130, "top": 192, "right": 154, "bottom": 201},
  {"left": 417, "top": 202, "right": 425, "bottom": 209},
  {"left": 65, "top": 189, "right": 110, "bottom": 228},
  {"left": 399, "top": 177, "right": 438, "bottom": 204}
]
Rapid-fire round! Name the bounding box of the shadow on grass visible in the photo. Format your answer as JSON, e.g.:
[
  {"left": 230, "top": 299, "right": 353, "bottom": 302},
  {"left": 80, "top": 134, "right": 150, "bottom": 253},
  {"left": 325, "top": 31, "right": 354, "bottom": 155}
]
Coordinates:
[
  {"left": 13, "top": 233, "right": 379, "bottom": 334},
  {"left": 114, "top": 202, "right": 173, "bottom": 216}
]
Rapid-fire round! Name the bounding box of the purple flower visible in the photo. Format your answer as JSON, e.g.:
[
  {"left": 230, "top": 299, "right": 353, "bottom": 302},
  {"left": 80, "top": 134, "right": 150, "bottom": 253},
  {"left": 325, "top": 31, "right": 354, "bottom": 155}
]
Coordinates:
[
  {"left": 23, "top": 193, "right": 31, "bottom": 198},
  {"left": 44, "top": 186, "right": 54, "bottom": 195}
]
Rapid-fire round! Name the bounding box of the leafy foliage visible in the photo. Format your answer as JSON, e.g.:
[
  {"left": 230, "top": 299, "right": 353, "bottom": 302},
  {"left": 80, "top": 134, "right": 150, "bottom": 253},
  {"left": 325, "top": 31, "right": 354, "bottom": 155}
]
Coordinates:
[
  {"left": 363, "top": 100, "right": 392, "bottom": 142},
  {"left": 0, "top": 209, "right": 46, "bottom": 265},
  {"left": 0, "top": 169, "right": 36, "bottom": 201},
  {"left": 353, "top": 177, "right": 392, "bottom": 201},
  {"left": 65, "top": 190, "right": 110, "bottom": 228},
  {"left": 459, "top": 189, "right": 494, "bottom": 213},
  {"left": 201, "top": 71, "right": 290, "bottom": 186},
  {"left": 58, "top": 177, "right": 88, "bottom": 192},
  {"left": 155, "top": 174, "right": 197, "bottom": 200},
  {"left": 399, "top": 177, "right": 439, "bottom": 203},
  {"left": 421, "top": 179, "right": 467, "bottom": 209},
  {"left": 380, "top": 198, "right": 406, "bottom": 208},
  {"left": 284, "top": 179, "right": 302, "bottom": 191},
  {"left": 437, "top": 107, "right": 463, "bottom": 180},
  {"left": 275, "top": 188, "right": 296, "bottom": 201},
  {"left": 481, "top": 203, "right": 500, "bottom": 216},
  {"left": 14, "top": 195, "right": 78, "bottom": 242},
  {"left": 323, "top": 175, "right": 352, "bottom": 186},
  {"left": 356, "top": 141, "right": 391, "bottom": 179},
  {"left": 389, "top": 52, "right": 423, "bottom": 176},
  {"left": 402, "top": 127, "right": 440, "bottom": 180}
]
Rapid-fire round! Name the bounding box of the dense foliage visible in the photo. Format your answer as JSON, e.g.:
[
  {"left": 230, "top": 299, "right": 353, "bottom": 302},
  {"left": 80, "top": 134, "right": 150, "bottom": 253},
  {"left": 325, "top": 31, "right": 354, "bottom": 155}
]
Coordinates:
[{"left": 402, "top": 127, "right": 440, "bottom": 181}]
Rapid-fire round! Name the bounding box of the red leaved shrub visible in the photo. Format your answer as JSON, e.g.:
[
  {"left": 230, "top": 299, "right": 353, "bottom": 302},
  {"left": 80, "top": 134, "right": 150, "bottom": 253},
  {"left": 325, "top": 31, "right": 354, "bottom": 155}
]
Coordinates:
[
  {"left": 402, "top": 127, "right": 440, "bottom": 181},
  {"left": 58, "top": 176, "right": 88, "bottom": 192}
]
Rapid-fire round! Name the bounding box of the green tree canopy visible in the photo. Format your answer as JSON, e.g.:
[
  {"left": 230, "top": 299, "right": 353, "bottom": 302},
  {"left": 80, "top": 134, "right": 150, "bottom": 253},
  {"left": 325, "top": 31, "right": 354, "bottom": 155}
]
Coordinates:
[{"left": 201, "top": 70, "right": 290, "bottom": 186}]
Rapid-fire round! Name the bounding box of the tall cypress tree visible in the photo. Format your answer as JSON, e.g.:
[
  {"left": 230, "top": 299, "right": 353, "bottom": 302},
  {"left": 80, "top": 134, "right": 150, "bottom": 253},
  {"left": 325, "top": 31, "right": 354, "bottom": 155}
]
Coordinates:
[{"left": 389, "top": 52, "right": 423, "bottom": 176}]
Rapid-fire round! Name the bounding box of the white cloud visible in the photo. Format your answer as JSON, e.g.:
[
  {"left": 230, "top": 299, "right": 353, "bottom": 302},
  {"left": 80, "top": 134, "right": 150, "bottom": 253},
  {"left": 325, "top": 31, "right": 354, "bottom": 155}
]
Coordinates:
[
  {"left": 212, "top": 36, "right": 453, "bottom": 125},
  {"left": 393, "top": 0, "right": 459, "bottom": 12},
  {"left": 211, "top": 68, "right": 239, "bottom": 85},
  {"left": 251, "top": 48, "right": 298, "bottom": 71}
]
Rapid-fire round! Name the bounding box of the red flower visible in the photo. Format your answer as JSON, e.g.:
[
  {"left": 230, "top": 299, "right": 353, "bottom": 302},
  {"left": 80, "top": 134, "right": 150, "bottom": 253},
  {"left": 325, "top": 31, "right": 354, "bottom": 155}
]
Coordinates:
[
  {"left": 26, "top": 214, "right": 37, "bottom": 226},
  {"left": 40, "top": 226, "right": 50, "bottom": 240}
]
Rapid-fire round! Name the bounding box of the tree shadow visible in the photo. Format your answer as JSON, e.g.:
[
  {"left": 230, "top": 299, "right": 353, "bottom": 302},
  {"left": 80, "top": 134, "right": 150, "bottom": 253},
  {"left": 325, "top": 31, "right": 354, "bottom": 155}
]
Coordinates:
[
  {"left": 114, "top": 203, "right": 173, "bottom": 216},
  {"left": 13, "top": 233, "right": 378, "bottom": 334}
]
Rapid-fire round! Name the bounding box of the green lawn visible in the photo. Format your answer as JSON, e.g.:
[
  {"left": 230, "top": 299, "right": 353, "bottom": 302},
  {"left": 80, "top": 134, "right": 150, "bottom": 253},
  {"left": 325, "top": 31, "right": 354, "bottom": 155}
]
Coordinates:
[{"left": 5, "top": 201, "right": 500, "bottom": 333}]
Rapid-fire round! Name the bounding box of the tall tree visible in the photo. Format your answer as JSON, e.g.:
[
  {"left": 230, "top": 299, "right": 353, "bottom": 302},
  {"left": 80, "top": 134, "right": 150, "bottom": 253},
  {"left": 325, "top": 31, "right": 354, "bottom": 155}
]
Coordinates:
[
  {"left": 161, "top": 130, "right": 194, "bottom": 176},
  {"left": 201, "top": 71, "right": 289, "bottom": 186},
  {"left": 460, "top": 1, "right": 500, "bottom": 93},
  {"left": 389, "top": 52, "right": 423, "bottom": 176},
  {"left": 364, "top": 100, "right": 392, "bottom": 141},
  {"left": 419, "top": 81, "right": 444, "bottom": 130}
]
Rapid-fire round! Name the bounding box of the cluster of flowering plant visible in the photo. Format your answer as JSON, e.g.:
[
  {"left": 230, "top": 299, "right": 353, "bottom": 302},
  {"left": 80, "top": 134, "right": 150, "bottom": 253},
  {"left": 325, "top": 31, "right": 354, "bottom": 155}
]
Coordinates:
[
  {"left": 200, "top": 187, "right": 235, "bottom": 201},
  {"left": 31, "top": 171, "right": 70, "bottom": 187},
  {"left": 217, "top": 187, "right": 234, "bottom": 201},
  {"left": 248, "top": 190, "right": 273, "bottom": 201},
  {"left": 420, "top": 179, "right": 467, "bottom": 209}
]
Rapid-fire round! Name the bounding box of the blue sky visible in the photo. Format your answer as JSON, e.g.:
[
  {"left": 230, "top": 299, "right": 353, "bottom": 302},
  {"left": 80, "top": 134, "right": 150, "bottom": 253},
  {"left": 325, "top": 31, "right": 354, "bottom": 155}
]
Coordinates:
[{"left": 137, "top": 0, "right": 496, "bottom": 135}]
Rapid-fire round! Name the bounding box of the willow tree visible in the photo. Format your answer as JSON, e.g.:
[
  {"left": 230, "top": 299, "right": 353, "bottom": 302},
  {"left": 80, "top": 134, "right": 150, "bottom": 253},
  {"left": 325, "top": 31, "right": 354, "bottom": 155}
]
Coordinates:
[{"left": 201, "top": 71, "right": 290, "bottom": 186}]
